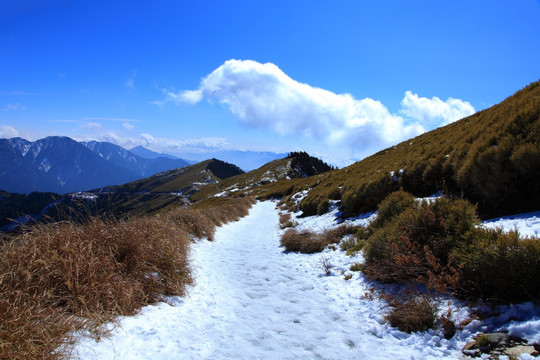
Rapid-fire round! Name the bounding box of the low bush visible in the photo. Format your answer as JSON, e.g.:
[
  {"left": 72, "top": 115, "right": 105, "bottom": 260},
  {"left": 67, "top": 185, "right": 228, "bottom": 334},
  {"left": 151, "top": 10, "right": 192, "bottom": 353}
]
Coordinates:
[
  {"left": 340, "top": 227, "right": 368, "bottom": 255},
  {"left": 362, "top": 191, "right": 540, "bottom": 302},
  {"left": 369, "top": 190, "right": 415, "bottom": 230},
  {"left": 280, "top": 229, "right": 325, "bottom": 254},
  {"left": 323, "top": 224, "right": 358, "bottom": 245},
  {"left": 385, "top": 293, "right": 438, "bottom": 333},
  {"left": 281, "top": 224, "right": 360, "bottom": 254},
  {"left": 452, "top": 228, "right": 540, "bottom": 302},
  {"left": 197, "top": 197, "right": 255, "bottom": 226},
  {"left": 0, "top": 216, "right": 191, "bottom": 359}
]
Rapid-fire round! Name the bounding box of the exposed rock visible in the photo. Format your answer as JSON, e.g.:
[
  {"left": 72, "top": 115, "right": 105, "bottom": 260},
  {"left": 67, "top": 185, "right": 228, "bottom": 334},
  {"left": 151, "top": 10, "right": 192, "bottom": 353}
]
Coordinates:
[
  {"left": 462, "top": 332, "right": 538, "bottom": 359},
  {"left": 485, "top": 332, "right": 509, "bottom": 347},
  {"left": 504, "top": 345, "right": 539, "bottom": 357},
  {"left": 462, "top": 341, "right": 481, "bottom": 357}
]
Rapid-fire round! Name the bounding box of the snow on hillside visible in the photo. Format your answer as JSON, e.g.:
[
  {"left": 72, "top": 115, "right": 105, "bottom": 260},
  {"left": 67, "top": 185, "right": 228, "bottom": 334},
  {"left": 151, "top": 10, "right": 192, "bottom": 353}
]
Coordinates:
[
  {"left": 482, "top": 210, "right": 540, "bottom": 238},
  {"left": 71, "top": 201, "right": 540, "bottom": 360}
]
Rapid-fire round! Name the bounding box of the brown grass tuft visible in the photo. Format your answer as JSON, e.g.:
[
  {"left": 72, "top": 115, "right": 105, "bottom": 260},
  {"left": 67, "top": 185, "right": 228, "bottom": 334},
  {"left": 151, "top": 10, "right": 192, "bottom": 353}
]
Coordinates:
[
  {"left": 167, "top": 208, "right": 215, "bottom": 240},
  {"left": 280, "top": 229, "right": 325, "bottom": 254},
  {"left": 385, "top": 293, "right": 438, "bottom": 333},
  {"left": 280, "top": 224, "right": 360, "bottom": 254},
  {"left": 279, "top": 212, "right": 298, "bottom": 229}
]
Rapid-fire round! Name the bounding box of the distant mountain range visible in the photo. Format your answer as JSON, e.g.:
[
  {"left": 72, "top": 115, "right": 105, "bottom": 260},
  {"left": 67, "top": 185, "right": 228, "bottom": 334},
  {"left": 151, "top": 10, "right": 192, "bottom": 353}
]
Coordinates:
[
  {"left": 129, "top": 145, "right": 192, "bottom": 161},
  {"left": 0, "top": 137, "right": 190, "bottom": 194},
  {"left": 0, "top": 136, "right": 289, "bottom": 194}
]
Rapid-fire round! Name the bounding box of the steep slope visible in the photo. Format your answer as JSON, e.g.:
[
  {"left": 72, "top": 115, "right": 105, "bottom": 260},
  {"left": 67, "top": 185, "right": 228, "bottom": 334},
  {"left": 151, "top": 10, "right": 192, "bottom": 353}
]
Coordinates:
[
  {"left": 230, "top": 80, "right": 540, "bottom": 219},
  {"left": 0, "top": 139, "right": 55, "bottom": 193}
]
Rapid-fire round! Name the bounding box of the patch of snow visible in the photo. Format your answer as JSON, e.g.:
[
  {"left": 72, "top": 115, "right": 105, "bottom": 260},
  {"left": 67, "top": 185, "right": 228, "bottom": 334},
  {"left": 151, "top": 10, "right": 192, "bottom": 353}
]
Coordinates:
[
  {"left": 72, "top": 192, "right": 97, "bottom": 200},
  {"left": 481, "top": 211, "right": 540, "bottom": 238},
  {"left": 39, "top": 158, "right": 52, "bottom": 172},
  {"left": 415, "top": 191, "right": 443, "bottom": 204},
  {"left": 21, "top": 144, "right": 31, "bottom": 156}
]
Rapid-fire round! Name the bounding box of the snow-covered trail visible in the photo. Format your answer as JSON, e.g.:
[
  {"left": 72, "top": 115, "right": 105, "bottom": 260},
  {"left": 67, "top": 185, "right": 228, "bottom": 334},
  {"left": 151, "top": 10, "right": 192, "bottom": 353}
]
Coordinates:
[{"left": 72, "top": 201, "right": 462, "bottom": 360}]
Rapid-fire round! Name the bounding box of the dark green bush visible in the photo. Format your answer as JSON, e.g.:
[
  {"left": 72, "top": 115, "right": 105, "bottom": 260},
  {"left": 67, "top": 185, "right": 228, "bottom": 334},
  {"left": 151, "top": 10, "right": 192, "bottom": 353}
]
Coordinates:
[
  {"left": 453, "top": 228, "right": 540, "bottom": 302},
  {"left": 369, "top": 190, "right": 415, "bottom": 230},
  {"left": 362, "top": 191, "right": 540, "bottom": 302}
]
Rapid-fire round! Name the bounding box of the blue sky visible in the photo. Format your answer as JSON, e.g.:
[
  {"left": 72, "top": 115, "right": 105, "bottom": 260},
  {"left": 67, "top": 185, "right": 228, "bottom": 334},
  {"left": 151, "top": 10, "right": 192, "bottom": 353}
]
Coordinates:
[{"left": 1, "top": 0, "right": 539, "bottom": 165}]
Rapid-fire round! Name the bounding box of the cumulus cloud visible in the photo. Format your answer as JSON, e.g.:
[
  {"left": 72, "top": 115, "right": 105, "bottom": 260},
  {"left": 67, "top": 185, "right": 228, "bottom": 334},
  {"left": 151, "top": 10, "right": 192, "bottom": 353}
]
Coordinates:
[
  {"left": 160, "top": 60, "right": 474, "bottom": 153},
  {"left": 0, "top": 124, "right": 19, "bottom": 138},
  {"left": 400, "top": 91, "right": 475, "bottom": 126}
]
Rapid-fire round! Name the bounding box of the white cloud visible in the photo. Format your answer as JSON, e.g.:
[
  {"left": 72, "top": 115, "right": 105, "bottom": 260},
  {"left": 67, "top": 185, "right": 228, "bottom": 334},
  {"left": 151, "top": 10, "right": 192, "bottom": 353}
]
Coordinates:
[
  {"left": 160, "top": 59, "right": 474, "bottom": 154},
  {"left": 73, "top": 131, "right": 229, "bottom": 156},
  {"left": 80, "top": 122, "right": 102, "bottom": 131},
  {"left": 139, "top": 133, "right": 229, "bottom": 153},
  {"left": 400, "top": 91, "right": 475, "bottom": 125},
  {"left": 122, "top": 122, "right": 135, "bottom": 131},
  {"left": 0, "top": 124, "right": 19, "bottom": 138}
]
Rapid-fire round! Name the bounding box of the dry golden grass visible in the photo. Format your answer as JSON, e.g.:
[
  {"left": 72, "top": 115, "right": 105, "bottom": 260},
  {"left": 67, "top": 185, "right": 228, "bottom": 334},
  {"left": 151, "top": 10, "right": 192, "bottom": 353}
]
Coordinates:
[
  {"left": 195, "top": 197, "right": 255, "bottom": 227},
  {"left": 0, "top": 196, "right": 256, "bottom": 360},
  {"left": 280, "top": 229, "right": 325, "bottom": 254},
  {"left": 280, "top": 225, "right": 357, "bottom": 254},
  {"left": 278, "top": 212, "right": 298, "bottom": 229},
  {"left": 385, "top": 293, "right": 438, "bottom": 333},
  {"left": 167, "top": 208, "right": 216, "bottom": 240}
]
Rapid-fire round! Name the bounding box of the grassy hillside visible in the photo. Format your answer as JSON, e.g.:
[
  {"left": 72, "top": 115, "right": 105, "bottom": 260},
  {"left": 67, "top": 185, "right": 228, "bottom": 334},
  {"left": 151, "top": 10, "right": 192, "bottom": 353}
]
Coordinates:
[{"left": 231, "top": 80, "right": 540, "bottom": 219}]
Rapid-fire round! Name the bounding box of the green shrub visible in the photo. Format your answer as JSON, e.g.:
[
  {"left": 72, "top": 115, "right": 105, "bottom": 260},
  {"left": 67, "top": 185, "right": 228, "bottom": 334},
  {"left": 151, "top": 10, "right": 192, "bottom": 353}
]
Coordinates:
[
  {"left": 363, "top": 195, "right": 477, "bottom": 291},
  {"left": 452, "top": 228, "right": 540, "bottom": 302},
  {"left": 369, "top": 190, "right": 415, "bottom": 230},
  {"left": 363, "top": 191, "right": 540, "bottom": 302}
]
